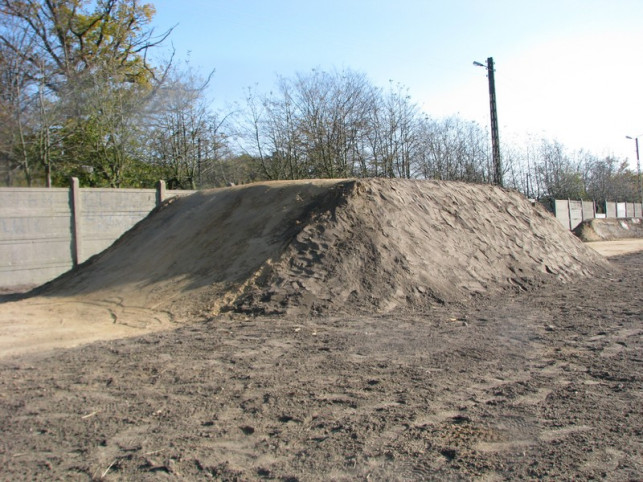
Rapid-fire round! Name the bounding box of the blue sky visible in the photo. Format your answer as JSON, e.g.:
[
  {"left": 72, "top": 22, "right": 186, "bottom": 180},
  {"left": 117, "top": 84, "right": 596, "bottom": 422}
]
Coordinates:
[{"left": 150, "top": 0, "right": 643, "bottom": 165}]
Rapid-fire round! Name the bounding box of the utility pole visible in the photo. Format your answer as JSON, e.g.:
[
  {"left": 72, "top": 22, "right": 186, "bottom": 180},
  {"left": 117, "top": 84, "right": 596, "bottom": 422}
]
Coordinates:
[
  {"left": 626, "top": 135, "right": 643, "bottom": 205},
  {"left": 487, "top": 57, "right": 502, "bottom": 187},
  {"left": 474, "top": 57, "right": 502, "bottom": 186},
  {"left": 635, "top": 137, "right": 642, "bottom": 205}
]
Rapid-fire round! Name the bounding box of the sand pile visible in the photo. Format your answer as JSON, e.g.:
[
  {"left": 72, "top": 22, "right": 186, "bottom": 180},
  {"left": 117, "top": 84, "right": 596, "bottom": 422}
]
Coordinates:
[
  {"left": 574, "top": 218, "right": 643, "bottom": 242},
  {"left": 38, "top": 179, "right": 608, "bottom": 318}
]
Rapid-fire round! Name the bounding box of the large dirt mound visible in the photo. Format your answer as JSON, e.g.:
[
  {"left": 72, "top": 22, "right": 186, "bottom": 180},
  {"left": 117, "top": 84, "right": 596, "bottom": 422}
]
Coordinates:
[{"left": 38, "top": 179, "right": 608, "bottom": 318}]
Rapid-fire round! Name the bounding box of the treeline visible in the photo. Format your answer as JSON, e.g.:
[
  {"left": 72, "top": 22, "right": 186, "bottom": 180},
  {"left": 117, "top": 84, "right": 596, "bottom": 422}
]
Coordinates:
[
  {"left": 243, "top": 71, "right": 491, "bottom": 183},
  {"left": 1, "top": 0, "right": 640, "bottom": 204},
  {"left": 0, "top": 0, "right": 235, "bottom": 189},
  {"left": 242, "top": 69, "right": 640, "bottom": 204}
]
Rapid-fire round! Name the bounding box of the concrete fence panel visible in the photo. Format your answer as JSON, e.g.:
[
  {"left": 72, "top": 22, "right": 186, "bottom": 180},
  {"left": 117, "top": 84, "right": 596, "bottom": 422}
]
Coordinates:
[
  {"left": 569, "top": 200, "right": 583, "bottom": 230},
  {"left": 0, "top": 180, "right": 196, "bottom": 289},
  {"left": 616, "top": 202, "right": 627, "bottom": 218},
  {"left": 554, "top": 200, "right": 570, "bottom": 229},
  {"left": 606, "top": 202, "right": 617, "bottom": 218},
  {"left": 582, "top": 201, "right": 595, "bottom": 221},
  {"left": 0, "top": 187, "right": 73, "bottom": 287},
  {"left": 78, "top": 188, "right": 157, "bottom": 264}
]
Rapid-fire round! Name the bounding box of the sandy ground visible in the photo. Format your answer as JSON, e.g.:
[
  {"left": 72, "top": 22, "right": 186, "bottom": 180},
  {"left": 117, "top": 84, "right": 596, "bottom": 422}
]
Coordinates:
[
  {"left": 0, "top": 180, "right": 640, "bottom": 480},
  {"left": 585, "top": 238, "right": 643, "bottom": 257},
  {"left": 0, "top": 297, "right": 176, "bottom": 359},
  {"left": 0, "top": 239, "right": 637, "bottom": 360},
  {"left": 0, "top": 250, "right": 641, "bottom": 480}
]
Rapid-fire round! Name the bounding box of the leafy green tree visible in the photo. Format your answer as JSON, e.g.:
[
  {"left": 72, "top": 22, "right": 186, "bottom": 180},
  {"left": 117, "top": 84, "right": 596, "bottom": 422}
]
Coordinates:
[
  {"left": 584, "top": 156, "right": 640, "bottom": 203},
  {"left": 0, "top": 0, "right": 165, "bottom": 90},
  {"left": 0, "top": 0, "right": 170, "bottom": 186}
]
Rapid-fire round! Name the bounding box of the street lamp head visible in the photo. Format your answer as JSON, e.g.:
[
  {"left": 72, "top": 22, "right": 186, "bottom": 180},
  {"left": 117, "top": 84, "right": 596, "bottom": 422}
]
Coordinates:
[
  {"left": 473, "top": 61, "right": 485, "bottom": 67},
  {"left": 626, "top": 135, "right": 633, "bottom": 139}
]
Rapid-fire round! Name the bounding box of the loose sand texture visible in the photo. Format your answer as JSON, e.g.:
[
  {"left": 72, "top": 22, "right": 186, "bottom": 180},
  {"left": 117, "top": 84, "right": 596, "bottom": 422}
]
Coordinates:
[
  {"left": 586, "top": 238, "right": 643, "bottom": 257},
  {"left": 0, "top": 253, "right": 641, "bottom": 481}
]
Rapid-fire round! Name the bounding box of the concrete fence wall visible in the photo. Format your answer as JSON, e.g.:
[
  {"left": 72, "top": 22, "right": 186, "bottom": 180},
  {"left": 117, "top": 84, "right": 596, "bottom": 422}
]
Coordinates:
[
  {"left": 554, "top": 199, "right": 643, "bottom": 230},
  {"left": 0, "top": 179, "right": 195, "bottom": 289}
]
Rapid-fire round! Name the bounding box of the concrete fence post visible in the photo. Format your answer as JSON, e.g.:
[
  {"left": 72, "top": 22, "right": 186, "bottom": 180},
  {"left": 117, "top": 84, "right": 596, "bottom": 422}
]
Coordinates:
[
  {"left": 70, "top": 177, "right": 82, "bottom": 267},
  {"left": 156, "top": 180, "right": 166, "bottom": 207}
]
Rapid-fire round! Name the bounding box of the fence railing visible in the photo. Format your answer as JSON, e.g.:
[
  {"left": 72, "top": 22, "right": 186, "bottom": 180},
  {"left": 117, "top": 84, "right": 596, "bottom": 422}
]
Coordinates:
[
  {"left": 554, "top": 199, "right": 643, "bottom": 231},
  {"left": 0, "top": 179, "right": 195, "bottom": 289}
]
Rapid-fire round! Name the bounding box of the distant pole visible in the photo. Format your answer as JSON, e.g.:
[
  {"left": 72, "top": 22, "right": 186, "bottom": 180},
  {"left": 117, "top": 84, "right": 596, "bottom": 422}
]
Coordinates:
[
  {"left": 626, "top": 135, "right": 643, "bottom": 205},
  {"left": 636, "top": 137, "right": 642, "bottom": 205},
  {"left": 486, "top": 57, "right": 502, "bottom": 187}
]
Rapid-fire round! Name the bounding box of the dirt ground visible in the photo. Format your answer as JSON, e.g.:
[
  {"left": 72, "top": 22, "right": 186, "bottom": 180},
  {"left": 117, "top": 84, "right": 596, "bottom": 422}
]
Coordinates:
[
  {"left": 0, "top": 179, "right": 641, "bottom": 481},
  {"left": 0, "top": 248, "right": 641, "bottom": 480},
  {"left": 585, "top": 238, "right": 643, "bottom": 257}
]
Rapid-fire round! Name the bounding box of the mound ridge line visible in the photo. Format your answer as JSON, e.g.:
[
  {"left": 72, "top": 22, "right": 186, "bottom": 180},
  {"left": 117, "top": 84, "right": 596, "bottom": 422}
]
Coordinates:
[{"left": 34, "top": 178, "right": 609, "bottom": 319}]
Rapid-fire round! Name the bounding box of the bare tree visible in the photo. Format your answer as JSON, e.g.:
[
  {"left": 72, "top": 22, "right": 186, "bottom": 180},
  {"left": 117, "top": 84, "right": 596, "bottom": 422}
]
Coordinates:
[
  {"left": 365, "top": 81, "right": 420, "bottom": 178},
  {"left": 583, "top": 155, "right": 639, "bottom": 203},
  {"left": 414, "top": 116, "right": 489, "bottom": 182},
  {"left": 146, "top": 65, "right": 236, "bottom": 189},
  {"left": 0, "top": 22, "right": 37, "bottom": 185},
  {"left": 531, "top": 139, "right": 586, "bottom": 199}
]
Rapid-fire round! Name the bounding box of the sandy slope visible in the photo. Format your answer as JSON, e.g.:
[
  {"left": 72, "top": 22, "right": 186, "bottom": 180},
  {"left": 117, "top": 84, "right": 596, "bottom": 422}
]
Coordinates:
[
  {"left": 1, "top": 179, "right": 614, "bottom": 357},
  {"left": 32, "top": 179, "right": 608, "bottom": 315},
  {"left": 232, "top": 179, "right": 608, "bottom": 314}
]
